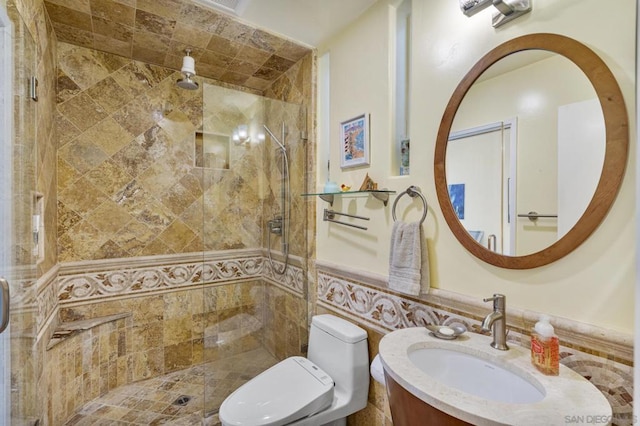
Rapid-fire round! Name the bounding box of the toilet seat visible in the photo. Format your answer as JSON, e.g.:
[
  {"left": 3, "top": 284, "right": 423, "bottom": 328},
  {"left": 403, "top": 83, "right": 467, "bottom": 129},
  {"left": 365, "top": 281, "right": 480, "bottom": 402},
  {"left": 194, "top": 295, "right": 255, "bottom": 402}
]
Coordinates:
[{"left": 219, "top": 356, "right": 335, "bottom": 426}]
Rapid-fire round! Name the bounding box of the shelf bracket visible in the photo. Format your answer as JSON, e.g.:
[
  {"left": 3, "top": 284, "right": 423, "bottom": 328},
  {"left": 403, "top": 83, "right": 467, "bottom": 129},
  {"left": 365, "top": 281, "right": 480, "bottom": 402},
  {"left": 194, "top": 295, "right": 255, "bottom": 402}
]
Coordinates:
[
  {"left": 319, "top": 194, "right": 334, "bottom": 206},
  {"left": 371, "top": 191, "right": 390, "bottom": 206}
]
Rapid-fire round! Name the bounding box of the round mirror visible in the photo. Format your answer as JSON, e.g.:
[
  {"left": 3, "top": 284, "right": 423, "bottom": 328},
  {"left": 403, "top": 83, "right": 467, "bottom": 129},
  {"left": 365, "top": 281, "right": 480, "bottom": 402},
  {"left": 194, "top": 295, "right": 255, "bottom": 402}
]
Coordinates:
[{"left": 434, "top": 33, "right": 628, "bottom": 269}]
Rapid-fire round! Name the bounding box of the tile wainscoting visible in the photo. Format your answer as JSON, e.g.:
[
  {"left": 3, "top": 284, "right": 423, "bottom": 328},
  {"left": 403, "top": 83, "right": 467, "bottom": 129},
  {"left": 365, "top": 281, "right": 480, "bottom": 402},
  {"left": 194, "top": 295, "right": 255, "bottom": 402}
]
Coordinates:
[
  {"left": 32, "top": 249, "right": 307, "bottom": 424},
  {"left": 28, "top": 252, "right": 634, "bottom": 425},
  {"left": 316, "top": 260, "right": 634, "bottom": 426}
]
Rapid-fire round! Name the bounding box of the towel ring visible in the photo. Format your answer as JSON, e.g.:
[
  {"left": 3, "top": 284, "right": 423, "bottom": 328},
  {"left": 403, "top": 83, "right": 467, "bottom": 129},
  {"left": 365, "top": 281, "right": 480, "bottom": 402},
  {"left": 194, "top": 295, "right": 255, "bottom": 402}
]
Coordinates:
[{"left": 392, "top": 186, "right": 428, "bottom": 225}]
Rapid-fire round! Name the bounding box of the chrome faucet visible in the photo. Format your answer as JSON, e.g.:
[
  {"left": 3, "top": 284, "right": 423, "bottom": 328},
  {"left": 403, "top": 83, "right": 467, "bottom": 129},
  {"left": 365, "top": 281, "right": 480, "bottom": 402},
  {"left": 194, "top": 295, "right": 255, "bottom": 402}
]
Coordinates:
[{"left": 481, "top": 294, "right": 509, "bottom": 350}]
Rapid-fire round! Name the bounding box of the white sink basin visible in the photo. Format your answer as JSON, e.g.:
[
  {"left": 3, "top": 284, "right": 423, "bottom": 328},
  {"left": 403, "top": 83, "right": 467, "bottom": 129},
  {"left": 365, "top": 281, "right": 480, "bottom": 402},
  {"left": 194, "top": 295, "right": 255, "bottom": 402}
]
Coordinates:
[
  {"left": 379, "top": 327, "right": 612, "bottom": 425},
  {"left": 408, "top": 347, "right": 545, "bottom": 404}
]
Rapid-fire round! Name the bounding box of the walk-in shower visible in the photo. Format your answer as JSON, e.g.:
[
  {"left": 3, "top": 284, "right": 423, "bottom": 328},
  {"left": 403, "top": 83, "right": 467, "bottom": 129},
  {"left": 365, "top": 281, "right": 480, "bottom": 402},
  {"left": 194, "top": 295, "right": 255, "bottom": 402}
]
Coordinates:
[
  {"left": 41, "top": 75, "right": 311, "bottom": 424},
  {"left": 264, "top": 123, "right": 291, "bottom": 275}
]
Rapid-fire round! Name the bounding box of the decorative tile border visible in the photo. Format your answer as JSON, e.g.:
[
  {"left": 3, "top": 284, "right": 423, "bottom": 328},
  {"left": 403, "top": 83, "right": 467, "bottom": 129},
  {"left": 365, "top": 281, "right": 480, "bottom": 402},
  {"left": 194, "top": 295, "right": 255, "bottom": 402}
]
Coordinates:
[
  {"left": 316, "top": 266, "right": 635, "bottom": 426},
  {"left": 37, "top": 265, "right": 59, "bottom": 333},
  {"left": 58, "top": 257, "right": 263, "bottom": 302},
  {"left": 316, "top": 261, "right": 633, "bottom": 363},
  {"left": 8, "top": 268, "right": 37, "bottom": 309},
  {"left": 56, "top": 250, "right": 305, "bottom": 305},
  {"left": 262, "top": 257, "right": 305, "bottom": 295},
  {"left": 317, "top": 270, "right": 490, "bottom": 338}
]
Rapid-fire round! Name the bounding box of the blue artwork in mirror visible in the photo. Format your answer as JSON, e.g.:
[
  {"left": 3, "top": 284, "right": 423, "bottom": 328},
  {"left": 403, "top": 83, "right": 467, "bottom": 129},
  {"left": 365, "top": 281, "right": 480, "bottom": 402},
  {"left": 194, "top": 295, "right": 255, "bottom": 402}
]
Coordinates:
[{"left": 448, "top": 183, "right": 465, "bottom": 220}]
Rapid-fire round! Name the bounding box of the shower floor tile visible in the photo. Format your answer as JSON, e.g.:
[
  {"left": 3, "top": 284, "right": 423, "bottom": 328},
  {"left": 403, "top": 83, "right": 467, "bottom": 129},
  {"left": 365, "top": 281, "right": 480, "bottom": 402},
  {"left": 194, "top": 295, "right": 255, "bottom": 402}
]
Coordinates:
[{"left": 64, "top": 347, "right": 279, "bottom": 425}]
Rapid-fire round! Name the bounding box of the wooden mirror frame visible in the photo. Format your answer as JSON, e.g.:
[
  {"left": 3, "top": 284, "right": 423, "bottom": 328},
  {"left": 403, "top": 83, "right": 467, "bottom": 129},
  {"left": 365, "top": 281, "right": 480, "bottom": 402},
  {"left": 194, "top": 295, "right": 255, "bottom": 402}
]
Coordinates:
[{"left": 434, "top": 33, "right": 629, "bottom": 269}]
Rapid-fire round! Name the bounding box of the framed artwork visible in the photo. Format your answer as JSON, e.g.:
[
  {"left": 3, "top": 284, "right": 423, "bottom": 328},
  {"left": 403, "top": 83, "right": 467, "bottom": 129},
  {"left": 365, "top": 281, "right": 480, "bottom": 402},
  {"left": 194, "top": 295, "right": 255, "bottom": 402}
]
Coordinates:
[
  {"left": 448, "top": 183, "right": 465, "bottom": 220},
  {"left": 340, "top": 114, "right": 369, "bottom": 168},
  {"left": 400, "top": 138, "right": 410, "bottom": 175}
]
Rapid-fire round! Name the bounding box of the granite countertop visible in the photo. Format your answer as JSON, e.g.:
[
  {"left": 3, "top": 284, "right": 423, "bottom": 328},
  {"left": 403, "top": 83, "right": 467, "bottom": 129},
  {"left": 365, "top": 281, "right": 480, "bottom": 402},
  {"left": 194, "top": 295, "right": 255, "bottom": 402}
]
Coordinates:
[{"left": 379, "top": 327, "right": 612, "bottom": 426}]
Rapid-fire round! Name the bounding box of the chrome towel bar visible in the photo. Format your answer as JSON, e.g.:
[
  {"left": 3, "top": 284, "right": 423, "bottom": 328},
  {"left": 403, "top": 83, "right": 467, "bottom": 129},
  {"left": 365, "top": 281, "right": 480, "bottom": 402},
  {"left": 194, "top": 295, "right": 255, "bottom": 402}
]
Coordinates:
[
  {"left": 323, "top": 209, "right": 369, "bottom": 230},
  {"left": 517, "top": 211, "right": 558, "bottom": 222}
]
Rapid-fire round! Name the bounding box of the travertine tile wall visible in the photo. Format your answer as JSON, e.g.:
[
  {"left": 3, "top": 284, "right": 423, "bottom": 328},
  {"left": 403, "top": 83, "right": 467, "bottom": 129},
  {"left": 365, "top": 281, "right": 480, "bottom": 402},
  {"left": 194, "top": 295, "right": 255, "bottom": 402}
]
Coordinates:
[
  {"left": 46, "top": 17, "right": 314, "bottom": 425},
  {"left": 4, "top": 0, "right": 314, "bottom": 423},
  {"left": 57, "top": 42, "right": 204, "bottom": 260},
  {"left": 43, "top": 0, "right": 311, "bottom": 91},
  {"left": 8, "top": 0, "right": 57, "bottom": 276},
  {"left": 41, "top": 277, "right": 309, "bottom": 424},
  {"left": 264, "top": 280, "right": 309, "bottom": 359},
  {"left": 56, "top": 41, "right": 312, "bottom": 262},
  {"left": 43, "top": 281, "right": 263, "bottom": 424},
  {"left": 29, "top": 250, "right": 304, "bottom": 422},
  {"left": 43, "top": 315, "right": 132, "bottom": 425}
]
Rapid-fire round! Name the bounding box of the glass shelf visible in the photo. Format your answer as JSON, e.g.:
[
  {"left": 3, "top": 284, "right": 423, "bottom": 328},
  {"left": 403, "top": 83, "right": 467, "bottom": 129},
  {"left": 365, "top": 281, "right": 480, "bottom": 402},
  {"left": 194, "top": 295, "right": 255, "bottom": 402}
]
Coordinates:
[{"left": 301, "top": 190, "right": 396, "bottom": 206}]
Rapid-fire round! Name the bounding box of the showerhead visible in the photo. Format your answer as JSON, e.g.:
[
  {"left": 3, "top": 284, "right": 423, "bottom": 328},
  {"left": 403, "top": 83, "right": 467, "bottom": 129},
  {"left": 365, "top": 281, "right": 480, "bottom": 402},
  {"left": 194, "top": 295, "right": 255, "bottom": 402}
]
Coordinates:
[
  {"left": 177, "top": 76, "right": 199, "bottom": 90},
  {"left": 177, "top": 49, "right": 199, "bottom": 90}
]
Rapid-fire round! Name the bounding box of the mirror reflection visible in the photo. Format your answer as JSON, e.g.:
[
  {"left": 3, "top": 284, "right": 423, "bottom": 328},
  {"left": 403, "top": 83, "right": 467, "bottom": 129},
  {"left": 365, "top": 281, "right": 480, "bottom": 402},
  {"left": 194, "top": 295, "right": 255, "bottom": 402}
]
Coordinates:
[{"left": 446, "top": 51, "right": 604, "bottom": 256}]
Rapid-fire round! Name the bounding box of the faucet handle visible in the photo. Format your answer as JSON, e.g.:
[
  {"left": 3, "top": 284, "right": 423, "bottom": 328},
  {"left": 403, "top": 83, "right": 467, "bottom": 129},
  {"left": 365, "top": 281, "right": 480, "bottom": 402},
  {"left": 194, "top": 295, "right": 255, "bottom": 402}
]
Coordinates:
[{"left": 483, "top": 293, "right": 506, "bottom": 309}]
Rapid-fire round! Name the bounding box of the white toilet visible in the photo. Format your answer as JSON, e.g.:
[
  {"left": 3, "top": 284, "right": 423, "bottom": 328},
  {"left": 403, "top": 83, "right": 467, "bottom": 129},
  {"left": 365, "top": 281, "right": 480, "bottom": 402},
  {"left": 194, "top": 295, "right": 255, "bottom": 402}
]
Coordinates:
[{"left": 219, "top": 314, "right": 369, "bottom": 426}]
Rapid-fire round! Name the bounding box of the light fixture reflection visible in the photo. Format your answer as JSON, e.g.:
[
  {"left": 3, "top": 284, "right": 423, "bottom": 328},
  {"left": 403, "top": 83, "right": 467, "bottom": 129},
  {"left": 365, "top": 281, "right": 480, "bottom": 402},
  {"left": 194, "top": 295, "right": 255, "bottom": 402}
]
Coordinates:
[{"left": 232, "top": 124, "right": 264, "bottom": 145}]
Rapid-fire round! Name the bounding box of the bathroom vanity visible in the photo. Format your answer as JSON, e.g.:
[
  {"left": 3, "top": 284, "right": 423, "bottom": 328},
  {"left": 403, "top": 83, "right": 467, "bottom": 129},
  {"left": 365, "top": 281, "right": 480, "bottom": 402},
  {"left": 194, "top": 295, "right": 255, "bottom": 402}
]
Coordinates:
[{"left": 378, "top": 327, "right": 612, "bottom": 426}]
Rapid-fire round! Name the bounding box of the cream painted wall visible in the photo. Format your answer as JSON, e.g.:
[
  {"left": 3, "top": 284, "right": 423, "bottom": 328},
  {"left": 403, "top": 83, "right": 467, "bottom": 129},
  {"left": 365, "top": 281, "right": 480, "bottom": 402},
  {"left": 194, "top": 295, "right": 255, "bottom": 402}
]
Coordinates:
[{"left": 317, "top": 0, "right": 636, "bottom": 333}]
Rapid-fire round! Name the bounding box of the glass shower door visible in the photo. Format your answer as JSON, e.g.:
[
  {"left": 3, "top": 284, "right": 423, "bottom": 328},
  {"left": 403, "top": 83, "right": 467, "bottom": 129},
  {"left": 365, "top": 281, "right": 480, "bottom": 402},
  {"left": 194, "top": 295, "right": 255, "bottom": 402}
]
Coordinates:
[
  {"left": 200, "top": 82, "right": 309, "bottom": 421},
  {"left": 0, "top": 5, "right": 12, "bottom": 423},
  {"left": 2, "top": 1, "right": 39, "bottom": 423}
]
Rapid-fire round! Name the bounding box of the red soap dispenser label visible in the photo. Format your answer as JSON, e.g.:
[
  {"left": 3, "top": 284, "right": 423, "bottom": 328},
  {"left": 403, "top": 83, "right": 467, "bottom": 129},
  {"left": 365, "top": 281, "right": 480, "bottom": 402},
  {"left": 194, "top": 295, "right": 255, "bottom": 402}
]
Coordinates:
[
  {"left": 531, "top": 338, "right": 544, "bottom": 354},
  {"left": 531, "top": 334, "right": 559, "bottom": 376}
]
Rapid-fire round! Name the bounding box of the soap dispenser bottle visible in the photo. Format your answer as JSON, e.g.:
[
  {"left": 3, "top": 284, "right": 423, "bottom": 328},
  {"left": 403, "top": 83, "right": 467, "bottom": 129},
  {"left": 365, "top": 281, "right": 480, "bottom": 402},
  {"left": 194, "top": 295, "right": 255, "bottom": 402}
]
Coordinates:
[{"left": 531, "top": 315, "right": 559, "bottom": 376}]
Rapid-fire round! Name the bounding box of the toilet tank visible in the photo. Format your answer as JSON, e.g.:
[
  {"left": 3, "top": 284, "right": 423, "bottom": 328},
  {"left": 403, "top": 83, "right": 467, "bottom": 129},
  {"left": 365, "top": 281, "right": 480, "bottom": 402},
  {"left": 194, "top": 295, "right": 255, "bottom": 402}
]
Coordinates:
[{"left": 308, "top": 315, "right": 369, "bottom": 394}]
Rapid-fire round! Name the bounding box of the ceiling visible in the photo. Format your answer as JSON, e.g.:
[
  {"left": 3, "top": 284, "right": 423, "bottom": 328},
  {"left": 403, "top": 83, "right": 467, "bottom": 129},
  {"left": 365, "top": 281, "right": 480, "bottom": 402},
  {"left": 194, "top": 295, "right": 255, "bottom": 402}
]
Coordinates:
[
  {"left": 44, "top": 0, "right": 377, "bottom": 91},
  {"left": 237, "top": 0, "right": 378, "bottom": 47}
]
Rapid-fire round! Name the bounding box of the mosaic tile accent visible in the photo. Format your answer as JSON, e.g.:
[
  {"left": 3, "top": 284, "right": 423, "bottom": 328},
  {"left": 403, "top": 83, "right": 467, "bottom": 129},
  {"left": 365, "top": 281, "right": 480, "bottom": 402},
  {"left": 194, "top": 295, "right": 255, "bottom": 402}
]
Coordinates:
[
  {"left": 317, "top": 269, "right": 635, "bottom": 426},
  {"left": 561, "top": 351, "right": 635, "bottom": 425},
  {"left": 44, "top": 0, "right": 312, "bottom": 90}
]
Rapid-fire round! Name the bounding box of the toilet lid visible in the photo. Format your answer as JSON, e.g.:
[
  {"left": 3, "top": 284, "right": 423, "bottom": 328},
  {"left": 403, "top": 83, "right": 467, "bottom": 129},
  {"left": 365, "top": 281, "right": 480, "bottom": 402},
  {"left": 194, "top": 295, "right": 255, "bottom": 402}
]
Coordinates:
[{"left": 219, "top": 356, "right": 335, "bottom": 426}]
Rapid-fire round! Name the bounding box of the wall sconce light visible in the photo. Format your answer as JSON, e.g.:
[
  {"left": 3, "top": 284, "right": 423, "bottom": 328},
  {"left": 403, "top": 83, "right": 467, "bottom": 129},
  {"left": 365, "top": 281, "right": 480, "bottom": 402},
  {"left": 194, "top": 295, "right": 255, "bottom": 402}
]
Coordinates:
[
  {"left": 459, "top": 0, "right": 532, "bottom": 28},
  {"left": 459, "top": 0, "right": 492, "bottom": 16}
]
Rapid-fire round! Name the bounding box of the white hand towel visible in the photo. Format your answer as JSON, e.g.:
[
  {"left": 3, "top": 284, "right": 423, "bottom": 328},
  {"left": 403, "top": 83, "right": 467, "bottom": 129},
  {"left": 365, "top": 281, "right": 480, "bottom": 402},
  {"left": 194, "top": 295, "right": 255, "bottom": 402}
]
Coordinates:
[{"left": 389, "top": 221, "right": 430, "bottom": 295}]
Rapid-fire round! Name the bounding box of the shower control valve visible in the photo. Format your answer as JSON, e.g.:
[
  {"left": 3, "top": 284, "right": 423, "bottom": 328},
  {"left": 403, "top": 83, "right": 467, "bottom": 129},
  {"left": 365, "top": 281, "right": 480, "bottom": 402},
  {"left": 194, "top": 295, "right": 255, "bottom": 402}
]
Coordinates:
[{"left": 268, "top": 217, "right": 283, "bottom": 235}]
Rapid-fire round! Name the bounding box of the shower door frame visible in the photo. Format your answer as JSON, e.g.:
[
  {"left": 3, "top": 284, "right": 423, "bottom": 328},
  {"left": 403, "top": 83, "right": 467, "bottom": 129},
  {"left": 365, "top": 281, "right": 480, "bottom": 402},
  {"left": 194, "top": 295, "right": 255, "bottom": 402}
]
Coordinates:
[
  {"left": 448, "top": 118, "right": 517, "bottom": 255},
  {"left": 0, "top": 5, "right": 13, "bottom": 423},
  {"left": 200, "top": 83, "right": 310, "bottom": 419}
]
